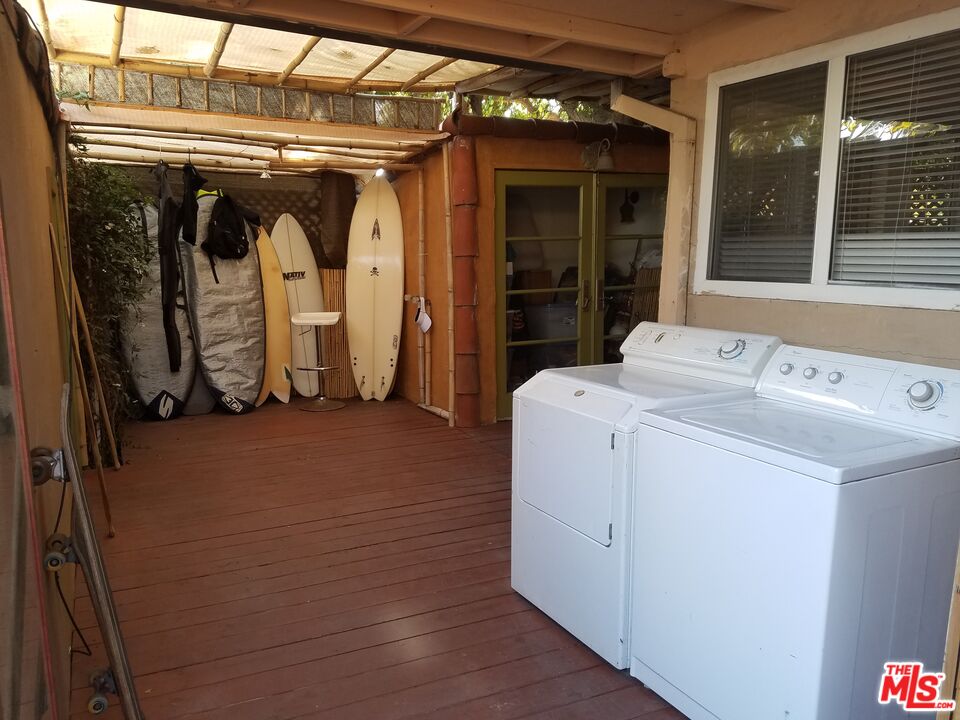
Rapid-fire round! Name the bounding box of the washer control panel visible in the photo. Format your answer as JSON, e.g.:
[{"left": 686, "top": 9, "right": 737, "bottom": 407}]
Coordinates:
[
  {"left": 759, "top": 345, "right": 960, "bottom": 439},
  {"left": 620, "top": 322, "right": 781, "bottom": 386}
]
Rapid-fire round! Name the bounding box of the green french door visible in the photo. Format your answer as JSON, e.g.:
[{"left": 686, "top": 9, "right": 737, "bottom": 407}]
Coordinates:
[{"left": 496, "top": 171, "right": 667, "bottom": 418}]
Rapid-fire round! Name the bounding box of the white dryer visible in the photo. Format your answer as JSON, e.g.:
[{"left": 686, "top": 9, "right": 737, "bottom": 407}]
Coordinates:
[
  {"left": 629, "top": 345, "right": 960, "bottom": 720},
  {"left": 511, "top": 322, "right": 781, "bottom": 669}
]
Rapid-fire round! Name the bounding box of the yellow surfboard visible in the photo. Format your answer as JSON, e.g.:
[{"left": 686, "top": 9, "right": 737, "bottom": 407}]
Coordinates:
[{"left": 255, "top": 227, "right": 292, "bottom": 405}]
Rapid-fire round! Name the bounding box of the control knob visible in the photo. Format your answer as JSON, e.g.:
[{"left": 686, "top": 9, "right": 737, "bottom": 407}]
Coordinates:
[
  {"left": 718, "top": 339, "right": 746, "bottom": 360},
  {"left": 779, "top": 363, "right": 794, "bottom": 375},
  {"left": 907, "top": 380, "right": 942, "bottom": 410},
  {"left": 803, "top": 367, "right": 818, "bottom": 380},
  {"left": 828, "top": 371, "right": 844, "bottom": 385}
]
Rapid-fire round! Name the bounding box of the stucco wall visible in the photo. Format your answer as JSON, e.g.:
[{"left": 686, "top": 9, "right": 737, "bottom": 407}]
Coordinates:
[
  {"left": 1, "top": 10, "right": 73, "bottom": 714},
  {"left": 673, "top": 0, "right": 960, "bottom": 366},
  {"left": 394, "top": 135, "right": 670, "bottom": 423}
]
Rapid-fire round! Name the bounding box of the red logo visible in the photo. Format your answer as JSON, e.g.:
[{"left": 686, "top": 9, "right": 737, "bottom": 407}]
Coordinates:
[{"left": 878, "top": 662, "right": 956, "bottom": 712}]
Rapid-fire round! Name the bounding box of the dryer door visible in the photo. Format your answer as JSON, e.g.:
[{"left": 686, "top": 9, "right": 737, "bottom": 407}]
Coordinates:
[{"left": 515, "top": 388, "right": 633, "bottom": 545}]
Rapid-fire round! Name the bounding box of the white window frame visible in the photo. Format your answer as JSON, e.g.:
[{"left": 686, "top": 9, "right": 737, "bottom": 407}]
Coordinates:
[{"left": 693, "top": 7, "right": 960, "bottom": 311}]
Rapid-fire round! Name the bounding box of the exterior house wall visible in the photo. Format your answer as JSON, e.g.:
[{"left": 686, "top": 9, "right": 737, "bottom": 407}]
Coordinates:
[
  {"left": 394, "top": 135, "right": 670, "bottom": 423},
  {"left": 673, "top": 0, "right": 960, "bottom": 367},
  {"left": 1, "top": 9, "right": 73, "bottom": 714}
]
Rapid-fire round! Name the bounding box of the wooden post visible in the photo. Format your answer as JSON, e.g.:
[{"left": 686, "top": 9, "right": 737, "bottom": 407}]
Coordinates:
[{"left": 610, "top": 81, "right": 697, "bottom": 325}]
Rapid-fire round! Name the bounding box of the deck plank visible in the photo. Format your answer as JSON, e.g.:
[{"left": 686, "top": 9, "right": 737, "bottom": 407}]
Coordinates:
[{"left": 69, "top": 398, "right": 680, "bottom": 719}]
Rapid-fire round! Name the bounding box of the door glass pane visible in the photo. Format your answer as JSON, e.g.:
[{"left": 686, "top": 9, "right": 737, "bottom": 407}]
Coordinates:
[
  {"left": 501, "top": 179, "right": 585, "bottom": 412},
  {"left": 600, "top": 183, "right": 666, "bottom": 362},
  {"left": 506, "top": 340, "right": 578, "bottom": 393},
  {"left": 506, "top": 186, "right": 581, "bottom": 238}
]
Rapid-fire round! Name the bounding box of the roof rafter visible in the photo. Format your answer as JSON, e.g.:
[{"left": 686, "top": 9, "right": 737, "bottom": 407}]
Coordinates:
[
  {"left": 327, "top": 0, "right": 674, "bottom": 56},
  {"left": 401, "top": 56, "right": 456, "bottom": 91},
  {"left": 396, "top": 12, "right": 429, "bottom": 35},
  {"left": 454, "top": 66, "right": 523, "bottom": 94},
  {"left": 527, "top": 37, "right": 565, "bottom": 58},
  {"left": 204, "top": 21, "right": 234, "bottom": 77},
  {"left": 277, "top": 35, "right": 321, "bottom": 84},
  {"left": 510, "top": 72, "right": 590, "bottom": 99},
  {"left": 110, "top": 5, "right": 126, "bottom": 65}
]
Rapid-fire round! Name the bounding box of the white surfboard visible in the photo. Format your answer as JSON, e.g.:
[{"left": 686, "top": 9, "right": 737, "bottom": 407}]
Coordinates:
[
  {"left": 271, "top": 213, "right": 323, "bottom": 398},
  {"left": 346, "top": 175, "right": 404, "bottom": 401}
]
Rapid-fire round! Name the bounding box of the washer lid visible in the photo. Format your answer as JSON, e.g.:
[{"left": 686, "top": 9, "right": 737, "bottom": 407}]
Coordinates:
[{"left": 643, "top": 399, "right": 960, "bottom": 484}]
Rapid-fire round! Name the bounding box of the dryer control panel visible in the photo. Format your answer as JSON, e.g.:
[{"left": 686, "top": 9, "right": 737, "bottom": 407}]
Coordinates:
[
  {"left": 760, "top": 345, "right": 960, "bottom": 439},
  {"left": 620, "top": 323, "right": 782, "bottom": 387}
]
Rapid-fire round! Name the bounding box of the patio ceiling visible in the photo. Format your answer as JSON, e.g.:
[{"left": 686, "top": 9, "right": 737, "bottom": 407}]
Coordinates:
[
  {"left": 98, "top": 0, "right": 796, "bottom": 80},
  {"left": 22, "top": 0, "right": 794, "bottom": 102}
]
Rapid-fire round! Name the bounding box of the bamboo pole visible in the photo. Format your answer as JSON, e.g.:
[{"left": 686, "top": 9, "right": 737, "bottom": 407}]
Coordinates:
[
  {"left": 343, "top": 48, "right": 395, "bottom": 93},
  {"left": 71, "top": 120, "right": 437, "bottom": 151},
  {"left": 73, "top": 127, "right": 414, "bottom": 157},
  {"left": 401, "top": 57, "right": 458, "bottom": 91},
  {"left": 48, "top": 225, "right": 116, "bottom": 536},
  {"left": 36, "top": 0, "right": 56, "bottom": 60},
  {"left": 110, "top": 6, "right": 126, "bottom": 66},
  {"left": 69, "top": 278, "right": 120, "bottom": 471},
  {"left": 416, "top": 168, "right": 426, "bottom": 407},
  {"left": 204, "top": 22, "right": 234, "bottom": 78},
  {"left": 278, "top": 36, "right": 321, "bottom": 85},
  {"left": 71, "top": 278, "right": 121, "bottom": 470},
  {"left": 442, "top": 143, "right": 455, "bottom": 428}
]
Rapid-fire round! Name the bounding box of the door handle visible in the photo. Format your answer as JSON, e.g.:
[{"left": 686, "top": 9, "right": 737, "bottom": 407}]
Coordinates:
[{"left": 581, "top": 279, "right": 590, "bottom": 309}]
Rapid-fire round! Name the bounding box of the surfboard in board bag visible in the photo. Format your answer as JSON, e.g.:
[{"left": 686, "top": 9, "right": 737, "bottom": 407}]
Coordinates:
[
  {"left": 121, "top": 203, "right": 196, "bottom": 420},
  {"left": 180, "top": 194, "right": 266, "bottom": 414},
  {"left": 255, "top": 226, "right": 292, "bottom": 405},
  {"left": 271, "top": 213, "right": 324, "bottom": 398},
  {"left": 346, "top": 175, "right": 404, "bottom": 401}
]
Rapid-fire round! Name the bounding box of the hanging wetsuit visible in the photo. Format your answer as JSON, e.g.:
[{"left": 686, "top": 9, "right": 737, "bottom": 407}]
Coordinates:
[
  {"left": 152, "top": 160, "right": 184, "bottom": 372},
  {"left": 180, "top": 163, "right": 207, "bottom": 246}
]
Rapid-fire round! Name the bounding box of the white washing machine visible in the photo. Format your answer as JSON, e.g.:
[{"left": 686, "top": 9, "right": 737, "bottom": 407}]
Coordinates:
[
  {"left": 511, "top": 322, "right": 782, "bottom": 669},
  {"left": 629, "top": 345, "right": 960, "bottom": 720}
]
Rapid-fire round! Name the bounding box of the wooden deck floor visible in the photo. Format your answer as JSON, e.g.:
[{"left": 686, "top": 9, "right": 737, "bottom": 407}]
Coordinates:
[{"left": 70, "top": 398, "right": 682, "bottom": 720}]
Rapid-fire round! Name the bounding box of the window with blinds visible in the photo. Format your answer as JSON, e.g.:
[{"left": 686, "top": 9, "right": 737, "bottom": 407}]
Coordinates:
[
  {"left": 708, "top": 64, "right": 828, "bottom": 283},
  {"left": 832, "top": 29, "right": 960, "bottom": 288}
]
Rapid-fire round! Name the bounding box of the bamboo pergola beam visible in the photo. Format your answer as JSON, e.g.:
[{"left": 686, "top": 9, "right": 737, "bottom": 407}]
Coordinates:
[
  {"left": 71, "top": 120, "right": 438, "bottom": 151},
  {"left": 204, "top": 22, "right": 234, "bottom": 78},
  {"left": 110, "top": 6, "right": 126, "bottom": 66},
  {"left": 75, "top": 127, "right": 412, "bottom": 158},
  {"left": 277, "top": 36, "right": 321, "bottom": 85},
  {"left": 270, "top": 160, "right": 419, "bottom": 171},
  {"left": 401, "top": 57, "right": 457, "bottom": 91},
  {"left": 343, "top": 48, "right": 395, "bottom": 93},
  {"left": 79, "top": 136, "right": 409, "bottom": 162}
]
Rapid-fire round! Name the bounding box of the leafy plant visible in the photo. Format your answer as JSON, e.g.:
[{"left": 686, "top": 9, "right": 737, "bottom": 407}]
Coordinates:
[
  {"left": 56, "top": 88, "right": 92, "bottom": 109},
  {"left": 66, "top": 143, "right": 151, "bottom": 459}
]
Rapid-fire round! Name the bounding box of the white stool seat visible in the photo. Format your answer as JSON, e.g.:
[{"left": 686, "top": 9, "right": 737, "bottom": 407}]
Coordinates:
[{"left": 291, "top": 311, "right": 341, "bottom": 327}]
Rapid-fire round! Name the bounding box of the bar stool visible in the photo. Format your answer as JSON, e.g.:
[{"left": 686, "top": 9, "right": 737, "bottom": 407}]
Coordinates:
[{"left": 290, "top": 311, "right": 345, "bottom": 412}]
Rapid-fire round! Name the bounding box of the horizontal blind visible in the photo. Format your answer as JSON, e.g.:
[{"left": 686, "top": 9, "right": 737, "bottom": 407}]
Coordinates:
[
  {"left": 709, "top": 63, "right": 827, "bottom": 283},
  {"left": 832, "top": 29, "right": 960, "bottom": 288}
]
